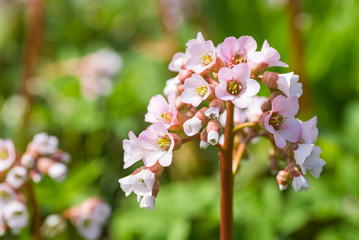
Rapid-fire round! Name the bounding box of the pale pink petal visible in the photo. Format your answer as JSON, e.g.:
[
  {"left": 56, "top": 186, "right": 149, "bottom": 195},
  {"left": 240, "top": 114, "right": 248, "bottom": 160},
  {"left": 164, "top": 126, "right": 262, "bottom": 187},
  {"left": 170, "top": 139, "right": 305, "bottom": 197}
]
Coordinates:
[
  {"left": 232, "top": 64, "right": 251, "bottom": 83},
  {"left": 301, "top": 116, "right": 318, "bottom": 144},
  {"left": 218, "top": 67, "right": 233, "bottom": 83},
  {"left": 279, "top": 117, "right": 302, "bottom": 142},
  {"left": 238, "top": 36, "right": 257, "bottom": 55},
  {"left": 263, "top": 112, "right": 275, "bottom": 134},
  {"left": 232, "top": 96, "right": 252, "bottom": 109},
  {"left": 215, "top": 83, "right": 233, "bottom": 101},
  {"left": 272, "top": 96, "right": 299, "bottom": 117},
  {"left": 273, "top": 131, "right": 286, "bottom": 149},
  {"left": 242, "top": 78, "right": 260, "bottom": 97}
]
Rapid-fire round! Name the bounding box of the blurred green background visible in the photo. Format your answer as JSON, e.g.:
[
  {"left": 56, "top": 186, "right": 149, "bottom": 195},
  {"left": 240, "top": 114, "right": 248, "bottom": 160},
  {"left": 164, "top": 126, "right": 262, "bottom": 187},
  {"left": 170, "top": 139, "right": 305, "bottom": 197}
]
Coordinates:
[{"left": 1, "top": 0, "right": 359, "bottom": 239}]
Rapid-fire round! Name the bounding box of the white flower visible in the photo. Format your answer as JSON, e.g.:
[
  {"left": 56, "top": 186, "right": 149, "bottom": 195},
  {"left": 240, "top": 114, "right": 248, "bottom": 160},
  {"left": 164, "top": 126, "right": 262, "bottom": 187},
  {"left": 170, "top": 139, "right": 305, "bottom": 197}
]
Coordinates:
[
  {"left": 163, "top": 77, "right": 181, "bottom": 97},
  {"left": 137, "top": 193, "right": 155, "bottom": 211},
  {"left": 183, "top": 117, "right": 202, "bottom": 136},
  {"left": 3, "top": 201, "right": 29, "bottom": 232},
  {"left": 277, "top": 72, "right": 303, "bottom": 98},
  {"left": 119, "top": 169, "right": 155, "bottom": 197},
  {"left": 0, "top": 139, "right": 16, "bottom": 172},
  {"left": 48, "top": 163, "right": 67, "bottom": 182},
  {"left": 123, "top": 131, "right": 144, "bottom": 169},
  {"left": 6, "top": 166, "right": 27, "bottom": 189},
  {"left": 21, "top": 153, "right": 35, "bottom": 168},
  {"left": 0, "top": 184, "right": 16, "bottom": 206},
  {"left": 205, "top": 107, "right": 220, "bottom": 120},
  {"left": 200, "top": 141, "right": 209, "bottom": 150},
  {"left": 32, "top": 133, "right": 58, "bottom": 155},
  {"left": 207, "top": 131, "right": 219, "bottom": 145},
  {"left": 292, "top": 175, "right": 310, "bottom": 192},
  {"left": 294, "top": 144, "right": 326, "bottom": 178}
]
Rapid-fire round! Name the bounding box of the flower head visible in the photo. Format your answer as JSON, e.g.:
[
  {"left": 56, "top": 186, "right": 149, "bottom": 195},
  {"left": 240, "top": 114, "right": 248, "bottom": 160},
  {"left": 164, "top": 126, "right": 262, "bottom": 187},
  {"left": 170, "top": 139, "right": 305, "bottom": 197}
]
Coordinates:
[
  {"left": 215, "top": 64, "right": 260, "bottom": 108},
  {"left": 186, "top": 39, "right": 217, "bottom": 74},
  {"left": 262, "top": 95, "right": 301, "bottom": 149},
  {"left": 293, "top": 144, "right": 326, "bottom": 178},
  {"left": 6, "top": 166, "right": 27, "bottom": 189},
  {"left": 181, "top": 74, "right": 212, "bottom": 107},
  {"left": 3, "top": 201, "right": 29, "bottom": 233},
  {"left": 32, "top": 133, "right": 58, "bottom": 155},
  {"left": 138, "top": 122, "right": 175, "bottom": 167},
  {"left": 219, "top": 36, "right": 257, "bottom": 66},
  {"left": 145, "top": 92, "right": 179, "bottom": 129}
]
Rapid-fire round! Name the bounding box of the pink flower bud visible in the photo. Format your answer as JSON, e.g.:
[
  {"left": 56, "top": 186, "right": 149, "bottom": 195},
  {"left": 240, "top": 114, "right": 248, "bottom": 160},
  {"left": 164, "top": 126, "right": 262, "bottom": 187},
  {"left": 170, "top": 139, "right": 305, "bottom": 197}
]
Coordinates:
[
  {"left": 276, "top": 169, "right": 289, "bottom": 190},
  {"left": 209, "top": 99, "right": 225, "bottom": 113},
  {"left": 262, "top": 71, "right": 279, "bottom": 89},
  {"left": 177, "top": 69, "right": 194, "bottom": 83},
  {"left": 261, "top": 100, "right": 271, "bottom": 113},
  {"left": 200, "top": 128, "right": 209, "bottom": 150},
  {"left": 250, "top": 62, "right": 269, "bottom": 76},
  {"left": 207, "top": 120, "right": 222, "bottom": 145},
  {"left": 37, "top": 158, "right": 67, "bottom": 182}
]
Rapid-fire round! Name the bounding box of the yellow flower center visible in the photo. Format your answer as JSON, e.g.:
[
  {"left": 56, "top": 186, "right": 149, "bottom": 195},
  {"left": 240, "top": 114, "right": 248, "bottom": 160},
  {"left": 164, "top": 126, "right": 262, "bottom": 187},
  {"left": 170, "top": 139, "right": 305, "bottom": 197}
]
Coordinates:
[
  {"left": 201, "top": 54, "right": 213, "bottom": 66},
  {"left": 161, "top": 112, "right": 173, "bottom": 124},
  {"left": 196, "top": 85, "right": 208, "bottom": 97},
  {"left": 0, "top": 149, "right": 9, "bottom": 160},
  {"left": 157, "top": 135, "right": 171, "bottom": 149}
]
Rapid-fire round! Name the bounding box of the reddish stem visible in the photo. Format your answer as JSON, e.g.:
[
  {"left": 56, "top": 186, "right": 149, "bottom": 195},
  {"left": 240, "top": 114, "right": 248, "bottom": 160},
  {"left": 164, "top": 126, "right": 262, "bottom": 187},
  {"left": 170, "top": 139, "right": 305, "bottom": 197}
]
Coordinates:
[
  {"left": 219, "top": 101, "right": 234, "bottom": 240},
  {"left": 25, "top": 182, "right": 41, "bottom": 240}
]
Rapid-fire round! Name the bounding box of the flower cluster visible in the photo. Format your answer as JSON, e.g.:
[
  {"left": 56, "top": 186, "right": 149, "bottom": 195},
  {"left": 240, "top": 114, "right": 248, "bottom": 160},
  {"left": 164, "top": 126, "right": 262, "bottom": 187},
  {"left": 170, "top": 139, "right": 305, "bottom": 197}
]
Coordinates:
[
  {"left": 119, "top": 32, "right": 325, "bottom": 210},
  {"left": 0, "top": 133, "right": 70, "bottom": 236},
  {"left": 63, "top": 197, "right": 111, "bottom": 240}
]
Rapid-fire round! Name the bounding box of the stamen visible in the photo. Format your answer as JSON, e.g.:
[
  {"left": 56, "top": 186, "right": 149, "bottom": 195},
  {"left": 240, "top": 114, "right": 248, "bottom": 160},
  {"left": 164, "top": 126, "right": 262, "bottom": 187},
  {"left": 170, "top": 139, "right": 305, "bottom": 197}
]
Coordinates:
[
  {"left": 161, "top": 112, "right": 173, "bottom": 124},
  {"left": 201, "top": 54, "right": 213, "bottom": 66},
  {"left": 157, "top": 135, "right": 172, "bottom": 149},
  {"left": 0, "top": 149, "right": 9, "bottom": 160},
  {"left": 196, "top": 85, "right": 208, "bottom": 97},
  {"left": 231, "top": 52, "right": 247, "bottom": 65},
  {"left": 226, "top": 80, "right": 242, "bottom": 95}
]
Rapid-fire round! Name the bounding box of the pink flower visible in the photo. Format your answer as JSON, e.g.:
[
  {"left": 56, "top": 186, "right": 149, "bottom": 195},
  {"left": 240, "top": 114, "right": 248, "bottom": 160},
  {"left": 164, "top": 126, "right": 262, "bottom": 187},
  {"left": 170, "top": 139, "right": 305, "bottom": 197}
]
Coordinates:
[
  {"left": 181, "top": 74, "right": 212, "bottom": 107},
  {"left": 277, "top": 72, "right": 303, "bottom": 97},
  {"left": 263, "top": 95, "right": 302, "bottom": 149},
  {"left": 169, "top": 52, "right": 187, "bottom": 72},
  {"left": 186, "top": 40, "right": 217, "bottom": 73},
  {"left": 123, "top": 131, "right": 144, "bottom": 169},
  {"left": 138, "top": 122, "right": 175, "bottom": 167},
  {"left": 215, "top": 64, "right": 260, "bottom": 108},
  {"left": 219, "top": 36, "right": 257, "bottom": 66},
  {"left": 0, "top": 139, "right": 16, "bottom": 172},
  {"left": 145, "top": 92, "right": 179, "bottom": 129},
  {"left": 251, "top": 40, "right": 288, "bottom": 68}
]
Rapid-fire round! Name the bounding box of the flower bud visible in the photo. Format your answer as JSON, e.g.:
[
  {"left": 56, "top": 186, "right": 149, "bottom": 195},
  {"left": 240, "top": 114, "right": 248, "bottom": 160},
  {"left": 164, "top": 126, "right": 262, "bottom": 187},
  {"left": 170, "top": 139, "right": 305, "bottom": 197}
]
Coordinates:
[
  {"left": 51, "top": 151, "right": 71, "bottom": 164},
  {"left": 178, "top": 69, "right": 194, "bottom": 83},
  {"left": 292, "top": 175, "right": 310, "bottom": 192},
  {"left": 170, "top": 133, "right": 182, "bottom": 151},
  {"left": 261, "top": 100, "right": 271, "bottom": 113},
  {"left": 37, "top": 158, "right": 67, "bottom": 182},
  {"left": 21, "top": 153, "right": 36, "bottom": 168},
  {"left": 148, "top": 161, "right": 164, "bottom": 179},
  {"left": 199, "top": 128, "right": 209, "bottom": 150},
  {"left": 262, "top": 71, "right": 279, "bottom": 89},
  {"left": 207, "top": 120, "right": 222, "bottom": 145},
  {"left": 258, "top": 111, "right": 270, "bottom": 130},
  {"left": 276, "top": 169, "right": 289, "bottom": 190},
  {"left": 30, "top": 170, "right": 42, "bottom": 183},
  {"left": 183, "top": 107, "right": 208, "bottom": 136},
  {"left": 251, "top": 62, "right": 269, "bottom": 76}
]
